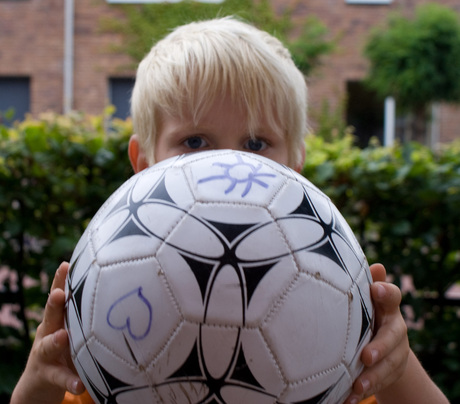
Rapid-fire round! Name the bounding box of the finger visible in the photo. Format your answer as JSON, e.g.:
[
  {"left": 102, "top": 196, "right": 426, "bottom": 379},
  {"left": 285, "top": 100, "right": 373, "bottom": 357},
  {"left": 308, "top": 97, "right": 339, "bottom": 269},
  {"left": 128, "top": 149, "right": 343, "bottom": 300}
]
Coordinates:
[
  {"left": 43, "top": 361, "right": 85, "bottom": 395},
  {"left": 51, "top": 262, "right": 70, "bottom": 292},
  {"left": 36, "top": 329, "right": 70, "bottom": 363},
  {"left": 371, "top": 282, "right": 402, "bottom": 316},
  {"left": 37, "top": 289, "right": 66, "bottom": 337},
  {"left": 361, "top": 312, "right": 408, "bottom": 367},
  {"left": 39, "top": 330, "right": 85, "bottom": 395},
  {"left": 38, "top": 330, "right": 86, "bottom": 395},
  {"left": 369, "top": 263, "right": 386, "bottom": 283},
  {"left": 352, "top": 340, "right": 409, "bottom": 398}
]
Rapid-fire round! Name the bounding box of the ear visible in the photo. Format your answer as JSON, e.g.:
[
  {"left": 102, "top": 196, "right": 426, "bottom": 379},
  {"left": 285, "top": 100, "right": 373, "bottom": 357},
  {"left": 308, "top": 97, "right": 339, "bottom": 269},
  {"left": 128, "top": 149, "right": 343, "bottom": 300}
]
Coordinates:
[
  {"left": 294, "top": 143, "right": 306, "bottom": 173},
  {"left": 128, "top": 134, "right": 149, "bottom": 173}
]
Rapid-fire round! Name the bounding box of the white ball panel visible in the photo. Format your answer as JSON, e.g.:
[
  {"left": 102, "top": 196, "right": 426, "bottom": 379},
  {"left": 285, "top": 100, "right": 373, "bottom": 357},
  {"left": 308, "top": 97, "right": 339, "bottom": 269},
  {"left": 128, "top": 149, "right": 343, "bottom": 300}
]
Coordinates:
[
  {"left": 344, "top": 269, "right": 374, "bottom": 370},
  {"left": 130, "top": 170, "right": 166, "bottom": 203},
  {"left": 73, "top": 344, "right": 110, "bottom": 398},
  {"left": 190, "top": 203, "right": 271, "bottom": 228},
  {"left": 280, "top": 364, "right": 352, "bottom": 404},
  {"left": 204, "top": 264, "right": 244, "bottom": 326},
  {"left": 93, "top": 205, "right": 188, "bottom": 267},
  {"left": 92, "top": 208, "right": 130, "bottom": 244},
  {"left": 305, "top": 187, "right": 334, "bottom": 224},
  {"left": 156, "top": 244, "right": 206, "bottom": 323},
  {"left": 293, "top": 249, "right": 354, "bottom": 292},
  {"left": 79, "top": 263, "right": 100, "bottom": 340},
  {"left": 80, "top": 338, "right": 154, "bottom": 399},
  {"left": 276, "top": 216, "right": 326, "bottom": 251},
  {"left": 184, "top": 151, "right": 286, "bottom": 205},
  {"left": 68, "top": 240, "right": 94, "bottom": 289},
  {"left": 263, "top": 273, "right": 349, "bottom": 381},
  {"left": 97, "top": 234, "right": 163, "bottom": 266},
  {"left": 147, "top": 321, "right": 198, "bottom": 383},
  {"left": 136, "top": 203, "right": 186, "bottom": 241},
  {"left": 268, "top": 179, "right": 305, "bottom": 217},
  {"left": 330, "top": 203, "right": 364, "bottom": 257},
  {"left": 66, "top": 297, "right": 87, "bottom": 357},
  {"left": 239, "top": 328, "right": 285, "bottom": 395},
  {"left": 331, "top": 233, "right": 365, "bottom": 278},
  {"left": 244, "top": 256, "right": 298, "bottom": 326},
  {"left": 161, "top": 166, "right": 195, "bottom": 210},
  {"left": 163, "top": 212, "right": 225, "bottom": 258},
  {"left": 201, "top": 324, "right": 242, "bottom": 379},
  {"left": 92, "top": 258, "right": 181, "bottom": 367},
  {"left": 234, "top": 221, "right": 291, "bottom": 261}
]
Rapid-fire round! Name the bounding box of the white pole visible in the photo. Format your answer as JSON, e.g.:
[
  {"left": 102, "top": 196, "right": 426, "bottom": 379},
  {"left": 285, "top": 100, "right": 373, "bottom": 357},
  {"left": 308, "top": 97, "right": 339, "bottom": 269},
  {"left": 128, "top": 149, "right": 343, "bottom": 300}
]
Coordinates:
[
  {"left": 429, "top": 103, "right": 440, "bottom": 150},
  {"left": 384, "top": 96, "right": 395, "bottom": 146},
  {"left": 64, "top": 0, "right": 74, "bottom": 114}
]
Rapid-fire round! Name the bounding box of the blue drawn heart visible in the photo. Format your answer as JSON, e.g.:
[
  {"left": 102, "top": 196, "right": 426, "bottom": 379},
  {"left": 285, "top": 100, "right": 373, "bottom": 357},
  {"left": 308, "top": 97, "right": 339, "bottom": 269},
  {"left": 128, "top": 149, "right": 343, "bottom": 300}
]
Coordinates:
[{"left": 106, "top": 287, "right": 152, "bottom": 341}]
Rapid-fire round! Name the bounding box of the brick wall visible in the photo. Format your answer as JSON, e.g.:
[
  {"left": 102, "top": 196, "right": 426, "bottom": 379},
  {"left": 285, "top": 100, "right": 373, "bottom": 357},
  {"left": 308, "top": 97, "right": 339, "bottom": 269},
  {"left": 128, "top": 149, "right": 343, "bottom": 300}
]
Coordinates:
[
  {"left": 72, "top": 0, "right": 133, "bottom": 113},
  {"left": 0, "top": 0, "right": 65, "bottom": 113},
  {"left": 439, "top": 104, "right": 460, "bottom": 143},
  {"left": 1, "top": 0, "right": 460, "bottom": 143},
  {"left": 297, "top": 0, "right": 460, "bottom": 143},
  {"left": 0, "top": 0, "right": 134, "bottom": 115}
]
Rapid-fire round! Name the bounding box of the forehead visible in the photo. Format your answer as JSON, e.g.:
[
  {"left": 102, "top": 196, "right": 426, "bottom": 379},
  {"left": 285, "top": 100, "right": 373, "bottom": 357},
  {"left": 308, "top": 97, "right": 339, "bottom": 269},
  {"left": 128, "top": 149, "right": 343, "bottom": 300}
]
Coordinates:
[{"left": 161, "top": 94, "right": 283, "bottom": 136}]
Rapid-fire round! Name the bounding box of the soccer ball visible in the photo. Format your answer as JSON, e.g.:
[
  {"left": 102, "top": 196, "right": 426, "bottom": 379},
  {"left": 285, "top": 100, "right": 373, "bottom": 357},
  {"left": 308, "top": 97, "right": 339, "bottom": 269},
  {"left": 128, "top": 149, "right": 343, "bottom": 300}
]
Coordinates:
[{"left": 65, "top": 149, "right": 373, "bottom": 404}]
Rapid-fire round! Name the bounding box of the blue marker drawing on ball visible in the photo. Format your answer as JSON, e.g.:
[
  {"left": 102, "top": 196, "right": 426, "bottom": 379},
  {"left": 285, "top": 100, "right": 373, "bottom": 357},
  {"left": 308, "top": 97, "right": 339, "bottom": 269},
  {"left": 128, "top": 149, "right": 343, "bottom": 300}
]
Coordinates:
[
  {"left": 107, "top": 287, "right": 152, "bottom": 341},
  {"left": 198, "top": 154, "right": 276, "bottom": 197}
]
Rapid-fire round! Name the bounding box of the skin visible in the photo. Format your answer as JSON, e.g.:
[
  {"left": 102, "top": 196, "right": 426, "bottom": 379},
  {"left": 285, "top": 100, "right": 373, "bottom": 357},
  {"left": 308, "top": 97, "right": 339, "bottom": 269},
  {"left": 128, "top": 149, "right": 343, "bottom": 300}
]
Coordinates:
[
  {"left": 10, "top": 96, "right": 449, "bottom": 404},
  {"left": 11, "top": 263, "right": 85, "bottom": 404},
  {"left": 151, "top": 97, "right": 296, "bottom": 170}
]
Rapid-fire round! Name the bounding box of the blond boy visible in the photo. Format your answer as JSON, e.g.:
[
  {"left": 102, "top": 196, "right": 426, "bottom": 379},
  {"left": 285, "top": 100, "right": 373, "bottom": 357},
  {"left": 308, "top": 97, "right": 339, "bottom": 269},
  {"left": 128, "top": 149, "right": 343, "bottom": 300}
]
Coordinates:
[{"left": 11, "top": 17, "right": 448, "bottom": 404}]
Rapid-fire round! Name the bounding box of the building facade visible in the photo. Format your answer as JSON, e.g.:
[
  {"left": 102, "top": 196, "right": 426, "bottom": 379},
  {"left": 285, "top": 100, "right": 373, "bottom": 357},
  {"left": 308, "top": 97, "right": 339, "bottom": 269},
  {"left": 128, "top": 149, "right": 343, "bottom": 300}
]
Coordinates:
[{"left": 1, "top": 0, "right": 460, "bottom": 145}]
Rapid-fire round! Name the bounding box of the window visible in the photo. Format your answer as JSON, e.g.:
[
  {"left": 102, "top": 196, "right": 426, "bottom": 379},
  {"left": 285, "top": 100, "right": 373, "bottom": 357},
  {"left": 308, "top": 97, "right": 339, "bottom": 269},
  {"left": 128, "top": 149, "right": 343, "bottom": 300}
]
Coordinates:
[
  {"left": 346, "top": 0, "right": 392, "bottom": 4},
  {"left": 109, "top": 77, "right": 135, "bottom": 120},
  {"left": 0, "top": 77, "right": 30, "bottom": 126},
  {"left": 346, "top": 81, "right": 384, "bottom": 147}
]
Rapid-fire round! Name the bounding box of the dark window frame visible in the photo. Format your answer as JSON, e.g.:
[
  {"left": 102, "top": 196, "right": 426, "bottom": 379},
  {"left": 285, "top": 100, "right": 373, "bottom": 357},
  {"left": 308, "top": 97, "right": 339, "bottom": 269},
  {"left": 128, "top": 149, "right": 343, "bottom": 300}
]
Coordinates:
[
  {"left": 108, "top": 77, "right": 135, "bottom": 120},
  {"left": 0, "top": 76, "right": 31, "bottom": 126}
]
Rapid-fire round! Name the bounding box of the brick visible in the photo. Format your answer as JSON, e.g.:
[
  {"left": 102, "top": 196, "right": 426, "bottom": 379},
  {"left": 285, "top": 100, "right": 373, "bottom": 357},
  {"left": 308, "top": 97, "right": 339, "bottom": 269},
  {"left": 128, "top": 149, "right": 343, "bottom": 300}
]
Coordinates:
[{"left": 1, "top": 0, "right": 459, "bottom": 143}]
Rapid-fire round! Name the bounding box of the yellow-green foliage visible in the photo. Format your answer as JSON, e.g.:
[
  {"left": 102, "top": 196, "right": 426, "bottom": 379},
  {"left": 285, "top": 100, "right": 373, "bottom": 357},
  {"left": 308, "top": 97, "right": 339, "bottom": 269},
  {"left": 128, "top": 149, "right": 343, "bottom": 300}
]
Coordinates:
[
  {"left": 1, "top": 113, "right": 459, "bottom": 400},
  {"left": 101, "top": 0, "right": 334, "bottom": 76},
  {"left": 0, "top": 112, "right": 134, "bottom": 397}
]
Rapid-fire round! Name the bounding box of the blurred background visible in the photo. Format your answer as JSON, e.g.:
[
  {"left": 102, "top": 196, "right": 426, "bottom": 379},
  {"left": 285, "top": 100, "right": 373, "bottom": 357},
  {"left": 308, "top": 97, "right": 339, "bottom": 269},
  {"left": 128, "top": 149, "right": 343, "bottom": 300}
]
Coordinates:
[{"left": 1, "top": 0, "right": 460, "bottom": 402}]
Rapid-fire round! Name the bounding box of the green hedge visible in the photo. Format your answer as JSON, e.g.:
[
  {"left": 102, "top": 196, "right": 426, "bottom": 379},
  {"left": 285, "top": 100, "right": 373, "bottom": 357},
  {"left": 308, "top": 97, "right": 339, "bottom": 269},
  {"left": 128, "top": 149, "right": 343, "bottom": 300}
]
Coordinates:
[
  {"left": 1, "top": 114, "right": 459, "bottom": 400},
  {"left": 0, "top": 112, "right": 132, "bottom": 397}
]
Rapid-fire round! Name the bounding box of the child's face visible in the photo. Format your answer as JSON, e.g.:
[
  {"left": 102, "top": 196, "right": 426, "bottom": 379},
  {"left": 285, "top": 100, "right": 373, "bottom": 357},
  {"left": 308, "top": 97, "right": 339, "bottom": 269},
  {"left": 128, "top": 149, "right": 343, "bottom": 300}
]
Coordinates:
[{"left": 154, "top": 96, "right": 291, "bottom": 167}]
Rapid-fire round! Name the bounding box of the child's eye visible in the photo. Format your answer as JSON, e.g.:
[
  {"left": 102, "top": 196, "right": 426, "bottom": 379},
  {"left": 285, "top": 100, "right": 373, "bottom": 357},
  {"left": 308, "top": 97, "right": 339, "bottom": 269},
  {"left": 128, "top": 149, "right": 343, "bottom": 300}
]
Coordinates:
[
  {"left": 184, "top": 136, "right": 208, "bottom": 149},
  {"left": 245, "top": 138, "right": 267, "bottom": 152}
]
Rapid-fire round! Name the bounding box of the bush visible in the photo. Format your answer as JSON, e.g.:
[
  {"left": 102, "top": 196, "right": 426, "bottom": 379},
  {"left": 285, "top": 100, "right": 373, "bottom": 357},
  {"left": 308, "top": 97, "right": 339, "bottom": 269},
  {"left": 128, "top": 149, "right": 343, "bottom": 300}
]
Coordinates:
[
  {"left": 1, "top": 114, "right": 459, "bottom": 400},
  {"left": 0, "top": 112, "right": 132, "bottom": 396}
]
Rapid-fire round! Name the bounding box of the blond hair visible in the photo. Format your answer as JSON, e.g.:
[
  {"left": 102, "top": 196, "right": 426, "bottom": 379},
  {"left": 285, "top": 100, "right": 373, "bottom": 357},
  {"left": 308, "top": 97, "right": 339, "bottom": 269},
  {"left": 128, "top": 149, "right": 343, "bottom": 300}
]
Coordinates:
[{"left": 131, "top": 17, "right": 308, "bottom": 167}]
